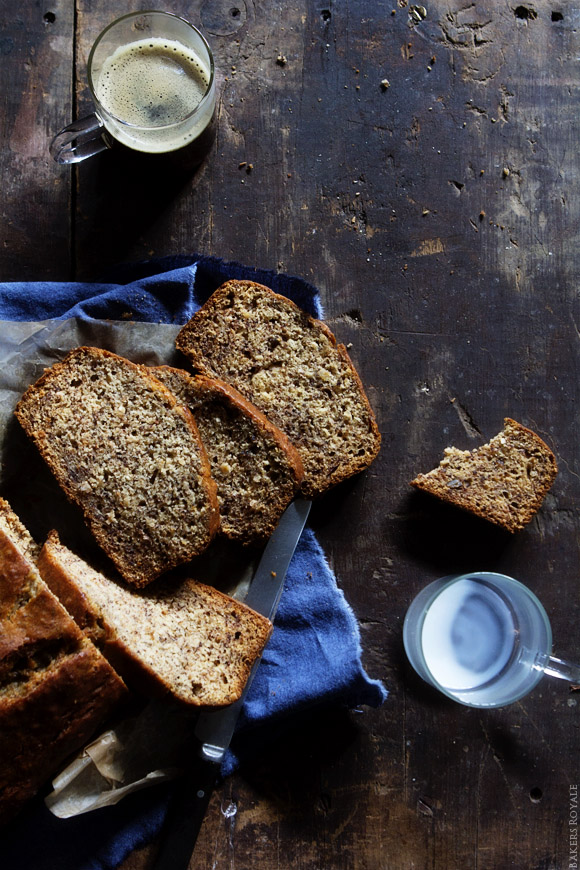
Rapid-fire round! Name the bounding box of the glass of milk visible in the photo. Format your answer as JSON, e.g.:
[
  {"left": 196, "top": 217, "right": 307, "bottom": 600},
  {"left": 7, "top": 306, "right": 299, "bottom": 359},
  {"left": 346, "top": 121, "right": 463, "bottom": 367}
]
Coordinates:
[
  {"left": 50, "top": 11, "right": 216, "bottom": 164},
  {"left": 403, "top": 572, "right": 580, "bottom": 707}
]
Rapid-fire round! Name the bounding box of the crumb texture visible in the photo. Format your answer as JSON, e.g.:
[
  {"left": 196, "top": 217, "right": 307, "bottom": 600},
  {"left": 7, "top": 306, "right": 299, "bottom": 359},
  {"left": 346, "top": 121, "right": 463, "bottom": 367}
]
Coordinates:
[
  {"left": 411, "top": 418, "right": 558, "bottom": 532},
  {"left": 0, "top": 503, "right": 126, "bottom": 826},
  {"left": 153, "top": 367, "right": 303, "bottom": 542},
  {"left": 15, "top": 347, "right": 219, "bottom": 587},
  {"left": 175, "top": 280, "right": 381, "bottom": 497},
  {"left": 38, "top": 532, "right": 272, "bottom": 707}
]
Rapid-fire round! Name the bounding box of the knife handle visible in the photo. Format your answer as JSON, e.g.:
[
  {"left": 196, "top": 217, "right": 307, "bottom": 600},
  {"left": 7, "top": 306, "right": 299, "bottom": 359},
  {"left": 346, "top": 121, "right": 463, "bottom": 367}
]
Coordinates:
[{"left": 152, "top": 760, "right": 219, "bottom": 870}]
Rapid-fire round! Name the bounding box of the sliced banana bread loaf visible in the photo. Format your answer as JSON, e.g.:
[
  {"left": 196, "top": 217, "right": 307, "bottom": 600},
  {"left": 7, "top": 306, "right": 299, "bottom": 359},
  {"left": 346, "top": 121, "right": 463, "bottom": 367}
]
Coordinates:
[
  {"left": 175, "top": 280, "right": 381, "bottom": 498},
  {"left": 0, "top": 504, "right": 126, "bottom": 825},
  {"left": 152, "top": 367, "right": 303, "bottom": 543},
  {"left": 410, "top": 418, "right": 558, "bottom": 532},
  {"left": 37, "top": 531, "right": 273, "bottom": 707},
  {"left": 15, "top": 347, "right": 220, "bottom": 588}
]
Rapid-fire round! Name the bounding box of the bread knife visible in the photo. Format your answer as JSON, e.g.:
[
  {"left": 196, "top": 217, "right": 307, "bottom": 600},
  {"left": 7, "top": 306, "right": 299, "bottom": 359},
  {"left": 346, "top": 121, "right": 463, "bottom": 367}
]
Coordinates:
[{"left": 152, "top": 497, "right": 312, "bottom": 870}]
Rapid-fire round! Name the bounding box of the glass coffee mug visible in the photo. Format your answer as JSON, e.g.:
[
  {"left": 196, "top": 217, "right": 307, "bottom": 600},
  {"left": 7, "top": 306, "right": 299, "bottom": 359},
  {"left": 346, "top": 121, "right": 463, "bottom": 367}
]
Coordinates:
[
  {"left": 50, "top": 11, "right": 216, "bottom": 164},
  {"left": 403, "top": 572, "right": 580, "bottom": 708}
]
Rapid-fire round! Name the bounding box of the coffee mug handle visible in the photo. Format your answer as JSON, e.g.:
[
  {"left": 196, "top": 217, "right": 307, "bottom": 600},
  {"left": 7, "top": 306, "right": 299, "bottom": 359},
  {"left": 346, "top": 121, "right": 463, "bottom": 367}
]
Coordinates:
[
  {"left": 50, "top": 113, "right": 113, "bottom": 164},
  {"left": 533, "top": 651, "right": 580, "bottom": 684}
]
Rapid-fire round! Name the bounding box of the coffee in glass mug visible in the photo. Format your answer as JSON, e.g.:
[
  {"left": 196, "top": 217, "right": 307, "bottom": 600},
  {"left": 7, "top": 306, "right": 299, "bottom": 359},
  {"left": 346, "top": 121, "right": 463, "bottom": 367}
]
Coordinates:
[{"left": 50, "top": 11, "right": 216, "bottom": 164}]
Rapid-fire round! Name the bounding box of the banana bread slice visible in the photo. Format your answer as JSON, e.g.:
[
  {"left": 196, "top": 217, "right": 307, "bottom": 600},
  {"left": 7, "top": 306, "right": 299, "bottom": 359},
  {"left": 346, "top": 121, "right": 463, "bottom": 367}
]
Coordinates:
[
  {"left": 37, "top": 531, "right": 273, "bottom": 707},
  {"left": 410, "top": 418, "right": 558, "bottom": 532},
  {"left": 152, "top": 367, "right": 304, "bottom": 543},
  {"left": 0, "top": 503, "right": 126, "bottom": 825},
  {"left": 0, "top": 496, "right": 39, "bottom": 562},
  {"left": 175, "top": 280, "right": 381, "bottom": 498},
  {"left": 15, "top": 347, "right": 220, "bottom": 588}
]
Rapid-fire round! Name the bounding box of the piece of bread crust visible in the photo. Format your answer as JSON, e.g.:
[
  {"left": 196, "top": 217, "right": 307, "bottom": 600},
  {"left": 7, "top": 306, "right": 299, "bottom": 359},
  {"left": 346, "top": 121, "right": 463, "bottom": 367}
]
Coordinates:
[
  {"left": 175, "top": 280, "right": 381, "bottom": 498},
  {"left": 410, "top": 418, "right": 558, "bottom": 532},
  {"left": 37, "top": 531, "right": 273, "bottom": 707},
  {"left": 14, "top": 347, "right": 220, "bottom": 588},
  {"left": 152, "top": 366, "right": 304, "bottom": 543}
]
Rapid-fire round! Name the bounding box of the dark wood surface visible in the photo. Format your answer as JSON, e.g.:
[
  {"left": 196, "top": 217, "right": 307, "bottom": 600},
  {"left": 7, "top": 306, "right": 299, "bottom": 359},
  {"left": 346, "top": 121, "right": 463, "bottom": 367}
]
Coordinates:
[{"left": 2, "top": 1, "right": 579, "bottom": 868}]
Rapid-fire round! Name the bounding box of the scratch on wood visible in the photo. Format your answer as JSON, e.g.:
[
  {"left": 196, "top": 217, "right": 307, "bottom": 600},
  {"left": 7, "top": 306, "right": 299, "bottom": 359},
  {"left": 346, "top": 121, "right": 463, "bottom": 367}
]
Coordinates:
[
  {"left": 329, "top": 803, "right": 358, "bottom": 841},
  {"left": 516, "top": 701, "right": 578, "bottom": 782},
  {"left": 466, "top": 102, "right": 488, "bottom": 116},
  {"left": 450, "top": 398, "right": 482, "bottom": 439},
  {"left": 416, "top": 796, "right": 434, "bottom": 817},
  {"left": 439, "top": 8, "right": 493, "bottom": 52},
  {"left": 409, "top": 238, "right": 445, "bottom": 257},
  {"left": 479, "top": 720, "right": 519, "bottom": 813},
  {"left": 403, "top": 688, "right": 408, "bottom": 805}
]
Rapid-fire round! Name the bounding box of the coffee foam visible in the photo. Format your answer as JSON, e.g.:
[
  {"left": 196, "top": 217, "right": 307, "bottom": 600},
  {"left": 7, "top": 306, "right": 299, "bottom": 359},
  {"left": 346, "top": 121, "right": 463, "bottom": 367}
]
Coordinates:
[{"left": 96, "top": 37, "right": 210, "bottom": 130}]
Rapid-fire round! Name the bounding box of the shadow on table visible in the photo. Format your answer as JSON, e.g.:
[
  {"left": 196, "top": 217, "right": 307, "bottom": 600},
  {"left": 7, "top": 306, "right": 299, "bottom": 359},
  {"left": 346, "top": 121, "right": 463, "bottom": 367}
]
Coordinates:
[
  {"left": 230, "top": 703, "right": 361, "bottom": 811},
  {"left": 396, "top": 632, "right": 537, "bottom": 766},
  {"left": 307, "top": 472, "right": 376, "bottom": 542},
  {"left": 398, "top": 489, "right": 515, "bottom": 576},
  {"left": 1, "top": 415, "right": 98, "bottom": 554},
  {"left": 74, "top": 117, "right": 217, "bottom": 278}
]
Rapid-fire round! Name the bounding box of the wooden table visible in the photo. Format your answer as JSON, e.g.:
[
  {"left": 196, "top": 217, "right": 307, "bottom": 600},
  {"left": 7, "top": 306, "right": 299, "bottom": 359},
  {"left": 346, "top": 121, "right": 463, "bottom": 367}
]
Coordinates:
[{"left": 2, "top": 1, "right": 579, "bottom": 867}]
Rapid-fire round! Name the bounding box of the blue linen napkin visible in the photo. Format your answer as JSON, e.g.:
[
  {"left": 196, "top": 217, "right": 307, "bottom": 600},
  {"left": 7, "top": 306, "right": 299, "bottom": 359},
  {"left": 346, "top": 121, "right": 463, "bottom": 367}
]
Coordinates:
[{"left": 0, "top": 255, "right": 387, "bottom": 870}]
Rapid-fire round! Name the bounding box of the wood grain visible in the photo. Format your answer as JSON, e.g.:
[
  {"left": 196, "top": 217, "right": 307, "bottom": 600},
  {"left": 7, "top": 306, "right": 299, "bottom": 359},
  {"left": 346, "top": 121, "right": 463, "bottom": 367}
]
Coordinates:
[
  {"left": 0, "top": 0, "right": 74, "bottom": 278},
  {"left": 1, "top": 1, "right": 579, "bottom": 868}
]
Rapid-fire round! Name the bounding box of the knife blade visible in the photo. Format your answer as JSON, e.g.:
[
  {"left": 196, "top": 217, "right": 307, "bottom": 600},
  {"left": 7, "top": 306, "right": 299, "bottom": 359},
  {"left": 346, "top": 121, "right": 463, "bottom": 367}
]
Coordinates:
[{"left": 152, "top": 497, "right": 312, "bottom": 870}]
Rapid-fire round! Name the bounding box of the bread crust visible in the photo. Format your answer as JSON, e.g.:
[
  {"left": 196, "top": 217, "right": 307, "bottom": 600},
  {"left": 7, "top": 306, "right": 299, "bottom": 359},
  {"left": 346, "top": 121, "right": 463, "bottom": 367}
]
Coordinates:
[
  {"left": 35, "top": 532, "right": 104, "bottom": 641},
  {"left": 176, "top": 280, "right": 381, "bottom": 497}
]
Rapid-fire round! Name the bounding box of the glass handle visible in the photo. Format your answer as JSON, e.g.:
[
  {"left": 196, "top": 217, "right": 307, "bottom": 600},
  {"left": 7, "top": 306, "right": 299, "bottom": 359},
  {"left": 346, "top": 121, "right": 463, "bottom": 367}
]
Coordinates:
[
  {"left": 50, "top": 114, "right": 112, "bottom": 164},
  {"left": 533, "top": 651, "right": 580, "bottom": 684}
]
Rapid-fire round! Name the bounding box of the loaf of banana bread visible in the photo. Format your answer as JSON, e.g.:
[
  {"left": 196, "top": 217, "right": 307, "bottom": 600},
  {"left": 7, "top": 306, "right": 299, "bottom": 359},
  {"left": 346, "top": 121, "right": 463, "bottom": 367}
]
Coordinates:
[{"left": 0, "top": 502, "right": 126, "bottom": 825}]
